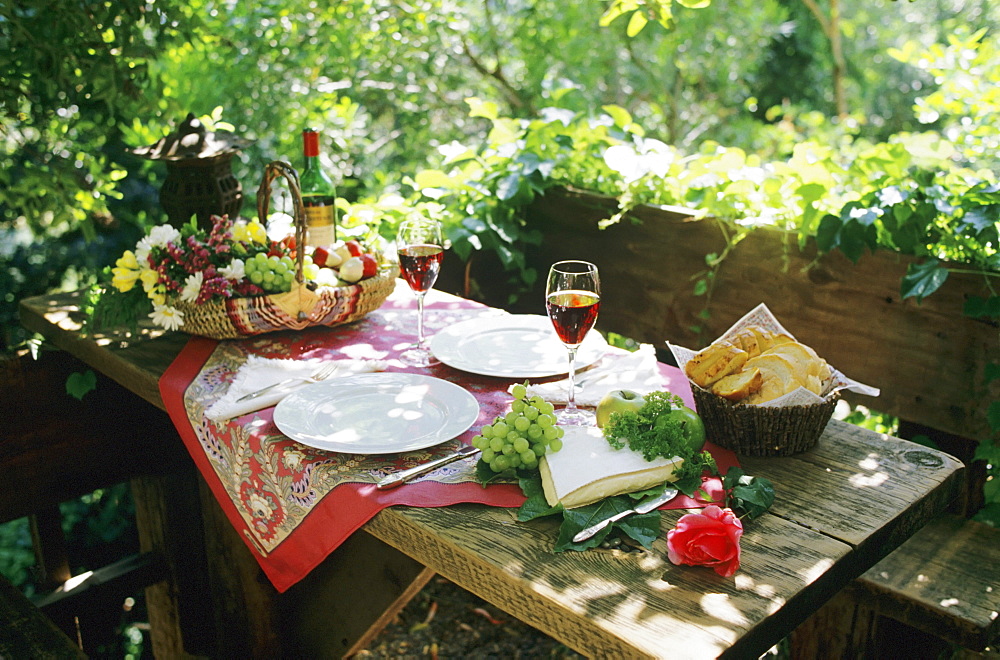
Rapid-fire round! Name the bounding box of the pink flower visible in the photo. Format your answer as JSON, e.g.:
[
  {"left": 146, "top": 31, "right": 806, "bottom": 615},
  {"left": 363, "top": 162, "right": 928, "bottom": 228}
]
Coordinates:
[{"left": 666, "top": 505, "right": 743, "bottom": 577}]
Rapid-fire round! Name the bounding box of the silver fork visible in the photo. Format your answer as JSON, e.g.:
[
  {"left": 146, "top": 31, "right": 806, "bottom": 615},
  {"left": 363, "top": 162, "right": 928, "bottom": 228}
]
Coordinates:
[{"left": 236, "top": 362, "right": 341, "bottom": 402}]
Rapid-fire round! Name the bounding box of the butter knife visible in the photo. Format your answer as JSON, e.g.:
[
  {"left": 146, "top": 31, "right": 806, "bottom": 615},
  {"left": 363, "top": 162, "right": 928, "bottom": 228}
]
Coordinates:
[
  {"left": 376, "top": 445, "right": 481, "bottom": 490},
  {"left": 572, "top": 487, "right": 679, "bottom": 543}
]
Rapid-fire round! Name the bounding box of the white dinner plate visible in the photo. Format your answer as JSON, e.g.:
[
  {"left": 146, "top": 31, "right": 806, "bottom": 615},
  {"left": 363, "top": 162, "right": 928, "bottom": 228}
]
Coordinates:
[
  {"left": 273, "top": 373, "right": 480, "bottom": 454},
  {"left": 429, "top": 314, "right": 608, "bottom": 378}
]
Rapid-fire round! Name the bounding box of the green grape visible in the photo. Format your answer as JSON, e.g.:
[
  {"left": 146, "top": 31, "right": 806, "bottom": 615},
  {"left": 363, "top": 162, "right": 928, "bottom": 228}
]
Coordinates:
[
  {"left": 249, "top": 270, "right": 264, "bottom": 285},
  {"left": 474, "top": 388, "right": 565, "bottom": 475}
]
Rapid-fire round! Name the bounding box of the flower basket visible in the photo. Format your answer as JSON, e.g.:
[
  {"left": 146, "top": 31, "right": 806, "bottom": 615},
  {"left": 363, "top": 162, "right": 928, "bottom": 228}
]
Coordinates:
[{"left": 167, "top": 161, "right": 394, "bottom": 339}]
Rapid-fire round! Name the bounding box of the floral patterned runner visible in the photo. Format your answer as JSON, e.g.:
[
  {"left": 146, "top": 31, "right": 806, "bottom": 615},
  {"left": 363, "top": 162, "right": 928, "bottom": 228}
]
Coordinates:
[{"left": 159, "top": 287, "right": 736, "bottom": 593}]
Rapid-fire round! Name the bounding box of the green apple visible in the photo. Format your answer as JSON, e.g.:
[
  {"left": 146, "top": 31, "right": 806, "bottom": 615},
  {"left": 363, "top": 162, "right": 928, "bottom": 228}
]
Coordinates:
[
  {"left": 595, "top": 389, "right": 646, "bottom": 428},
  {"left": 664, "top": 405, "right": 706, "bottom": 454}
]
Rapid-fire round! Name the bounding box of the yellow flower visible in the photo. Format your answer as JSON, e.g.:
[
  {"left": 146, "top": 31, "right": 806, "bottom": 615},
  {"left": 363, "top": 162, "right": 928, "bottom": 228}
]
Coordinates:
[
  {"left": 140, "top": 268, "right": 159, "bottom": 294},
  {"left": 110, "top": 251, "right": 140, "bottom": 292},
  {"left": 247, "top": 219, "right": 268, "bottom": 244}
]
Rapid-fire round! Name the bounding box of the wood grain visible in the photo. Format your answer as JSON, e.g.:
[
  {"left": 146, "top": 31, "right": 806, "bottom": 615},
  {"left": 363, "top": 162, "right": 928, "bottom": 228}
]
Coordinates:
[{"left": 857, "top": 514, "right": 1000, "bottom": 650}]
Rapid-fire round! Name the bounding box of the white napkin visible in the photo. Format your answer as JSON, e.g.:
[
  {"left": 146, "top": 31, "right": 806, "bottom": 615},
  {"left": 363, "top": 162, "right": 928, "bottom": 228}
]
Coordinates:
[
  {"left": 206, "top": 355, "right": 387, "bottom": 421},
  {"left": 521, "top": 343, "right": 664, "bottom": 407}
]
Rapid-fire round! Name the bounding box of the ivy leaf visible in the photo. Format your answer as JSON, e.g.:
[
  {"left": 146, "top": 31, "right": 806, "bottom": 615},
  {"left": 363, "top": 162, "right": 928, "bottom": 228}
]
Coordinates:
[
  {"left": 554, "top": 497, "right": 659, "bottom": 552},
  {"left": 983, "top": 362, "right": 1000, "bottom": 385},
  {"left": 66, "top": 370, "right": 97, "bottom": 400},
  {"left": 988, "top": 401, "right": 1000, "bottom": 433},
  {"left": 901, "top": 259, "right": 948, "bottom": 302},
  {"left": 960, "top": 205, "right": 999, "bottom": 234},
  {"left": 722, "top": 467, "right": 775, "bottom": 521},
  {"left": 516, "top": 472, "right": 563, "bottom": 521}
]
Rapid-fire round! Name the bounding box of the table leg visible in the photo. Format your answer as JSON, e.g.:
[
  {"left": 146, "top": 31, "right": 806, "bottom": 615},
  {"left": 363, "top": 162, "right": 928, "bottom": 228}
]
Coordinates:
[{"left": 195, "top": 479, "right": 430, "bottom": 658}]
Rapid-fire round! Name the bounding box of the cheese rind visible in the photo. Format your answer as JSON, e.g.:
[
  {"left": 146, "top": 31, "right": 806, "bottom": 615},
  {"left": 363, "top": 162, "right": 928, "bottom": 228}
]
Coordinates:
[{"left": 539, "top": 426, "right": 683, "bottom": 509}]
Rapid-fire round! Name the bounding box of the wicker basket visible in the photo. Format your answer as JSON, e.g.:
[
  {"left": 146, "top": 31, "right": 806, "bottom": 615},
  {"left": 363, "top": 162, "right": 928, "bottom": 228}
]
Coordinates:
[
  {"left": 693, "top": 387, "right": 839, "bottom": 457},
  {"left": 172, "top": 161, "right": 395, "bottom": 340}
]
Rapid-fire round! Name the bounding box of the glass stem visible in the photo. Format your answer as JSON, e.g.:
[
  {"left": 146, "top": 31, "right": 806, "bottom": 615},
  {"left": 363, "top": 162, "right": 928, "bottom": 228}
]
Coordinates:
[
  {"left": 415, "top": 292, "right": 427, "bottom": 350},
  {"left": 565, "top": 346, "right": 579, "bottom": 412}
]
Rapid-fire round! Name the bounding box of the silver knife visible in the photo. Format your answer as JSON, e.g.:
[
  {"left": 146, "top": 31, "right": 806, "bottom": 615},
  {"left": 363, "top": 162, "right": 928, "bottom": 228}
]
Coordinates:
[
  {"left": 572, "top": 487, "right": 679, "bottom": 543},
  {"left": 376, "top": 445, "right": 481, "bottom": 490}
]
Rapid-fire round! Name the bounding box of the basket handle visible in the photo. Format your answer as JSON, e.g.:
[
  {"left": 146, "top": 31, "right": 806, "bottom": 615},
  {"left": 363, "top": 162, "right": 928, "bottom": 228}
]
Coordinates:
[{"left": 256, "top": 161, "right": 308, "bottom": 284}]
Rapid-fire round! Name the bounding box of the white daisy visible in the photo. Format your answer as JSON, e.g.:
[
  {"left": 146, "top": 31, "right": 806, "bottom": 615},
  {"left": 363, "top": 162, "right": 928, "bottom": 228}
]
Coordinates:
[
  {"left": 135, "top": 224, "right": 182, "bottom": 263},
  {"left": 149, "top": 304, "right": 185, "bottom": 331},
  {"left": 219, "top": 258, "right": 245, "bottom": 281},
  {"left": 180, "top": 271, "right": 204, "bottom": 303}
]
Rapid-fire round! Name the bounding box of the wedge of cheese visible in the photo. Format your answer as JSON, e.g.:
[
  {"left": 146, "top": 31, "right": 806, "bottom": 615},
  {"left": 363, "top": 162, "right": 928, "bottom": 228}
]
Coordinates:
[{"left": 539, "top": 426, "right": 683, "bottom": 509}]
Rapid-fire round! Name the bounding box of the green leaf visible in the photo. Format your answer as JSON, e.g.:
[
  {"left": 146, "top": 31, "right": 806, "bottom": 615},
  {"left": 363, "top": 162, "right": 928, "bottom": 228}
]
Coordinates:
[
  {"left": 988, "top": 401, "right": 1000, "bottom": 433},
  {"left": 900, "top": 259, "right": 948, "bottom": 302},
  {"left": 66, "top": 370, "right": 97, "bottom": 400},
  {"left": 983, "top": 363, "right": 1000, "bottom": 385},
  {"left": 465, "top": 97, "right": 499, "bottom": 120},
  {"left": 626, "top": 10, "right": 648, "bottom": 37},
  {"left": 960, "top": 205, "right": 998, "bottom": 234}
]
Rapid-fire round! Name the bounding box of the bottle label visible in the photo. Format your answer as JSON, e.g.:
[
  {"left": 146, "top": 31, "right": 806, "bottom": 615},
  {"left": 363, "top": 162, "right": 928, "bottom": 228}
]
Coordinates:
[
  {"left": 307, "top": 223, "right": 337, "bottom": 248},
  {"left": 304, "top": 204, "right": 335, "bottom": 227}
]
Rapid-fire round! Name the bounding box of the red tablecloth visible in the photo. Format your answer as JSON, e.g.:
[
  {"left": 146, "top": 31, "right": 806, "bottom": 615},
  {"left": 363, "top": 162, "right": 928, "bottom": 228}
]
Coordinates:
[{"left": 159, "top": 286, "right": 738, "bottom": 592}]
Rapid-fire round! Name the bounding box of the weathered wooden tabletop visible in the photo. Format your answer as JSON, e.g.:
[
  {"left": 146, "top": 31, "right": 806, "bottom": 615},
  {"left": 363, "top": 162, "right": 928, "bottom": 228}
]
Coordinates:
[{"left": 20, "top": 291, "right": 964, "bottom": 659}]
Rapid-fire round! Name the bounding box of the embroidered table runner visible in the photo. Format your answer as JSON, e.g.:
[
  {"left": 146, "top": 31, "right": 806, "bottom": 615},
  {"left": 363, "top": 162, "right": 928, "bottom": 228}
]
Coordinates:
[{"left": 159, "top": 286, "right": 738, "bottom": 592}]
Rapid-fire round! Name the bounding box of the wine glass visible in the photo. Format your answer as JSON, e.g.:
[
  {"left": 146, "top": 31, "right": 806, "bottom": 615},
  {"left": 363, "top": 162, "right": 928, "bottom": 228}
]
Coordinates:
[
  {"left": 396, "top": 217, "right": 445, "bottom": 367},
  {"left": 545, "top": 260, "right": 601, "bottom": 425}
]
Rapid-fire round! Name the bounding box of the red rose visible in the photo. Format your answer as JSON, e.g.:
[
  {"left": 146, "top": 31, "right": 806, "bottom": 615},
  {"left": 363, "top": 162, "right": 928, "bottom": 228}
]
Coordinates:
[{"left": 666, "top": 505, "right": 743, "bottom": 577}]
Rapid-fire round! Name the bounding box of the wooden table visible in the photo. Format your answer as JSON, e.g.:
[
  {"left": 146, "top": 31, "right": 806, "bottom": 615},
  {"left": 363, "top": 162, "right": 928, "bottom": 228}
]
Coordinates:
[{"left": 19, "top": 290, "right": 965, "bottom": 659}]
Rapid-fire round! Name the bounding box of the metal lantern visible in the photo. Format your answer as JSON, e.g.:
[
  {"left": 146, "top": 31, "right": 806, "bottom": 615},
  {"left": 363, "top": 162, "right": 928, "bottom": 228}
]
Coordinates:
[{"left": 131, "top": 113, "right": 254, "bottom": 229}]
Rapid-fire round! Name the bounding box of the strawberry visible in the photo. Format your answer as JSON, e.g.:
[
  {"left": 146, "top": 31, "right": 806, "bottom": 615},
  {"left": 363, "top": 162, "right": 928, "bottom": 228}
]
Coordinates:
[
  {"left": 345, "top": 239, "right": 364, "bottom": 257},
  {"left": 360, "top": 253, "right": 379, "bottom": 278},
  {"left": 312, "top": 246, "right": 330, "bottom": 267}
]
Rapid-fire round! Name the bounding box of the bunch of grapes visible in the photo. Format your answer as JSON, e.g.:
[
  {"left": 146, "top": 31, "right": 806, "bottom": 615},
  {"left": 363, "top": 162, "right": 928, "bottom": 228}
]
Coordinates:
[
  {"left": 245, "top": 253, "right": 320, "bottom": 293},
  {"left": 472, "top": 383, "right": 565, "bottom": 474}
]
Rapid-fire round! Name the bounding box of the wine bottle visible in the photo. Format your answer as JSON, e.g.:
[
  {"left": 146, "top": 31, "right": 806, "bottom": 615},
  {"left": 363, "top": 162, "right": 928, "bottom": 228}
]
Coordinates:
[{"left": 300, "top": 128, "right": 338, "bottom": 247}]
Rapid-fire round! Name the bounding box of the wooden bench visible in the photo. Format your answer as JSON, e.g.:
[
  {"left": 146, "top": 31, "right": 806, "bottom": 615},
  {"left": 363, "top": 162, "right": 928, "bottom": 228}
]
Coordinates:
[
  {"left": 0, "top": 350, "right": 211, "bottom": 657},
  {"left": 856, "top": 514, "right": 1000, "bottom": 653}
]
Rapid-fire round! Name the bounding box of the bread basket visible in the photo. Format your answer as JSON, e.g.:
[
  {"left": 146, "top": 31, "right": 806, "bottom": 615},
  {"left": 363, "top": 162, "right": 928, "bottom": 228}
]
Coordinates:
[
  {"left": 171, "top": 161, "right": 394, "bottom": 340},
  {"left": 669, "top": 304, "right": 878, "bottom": 457}
]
